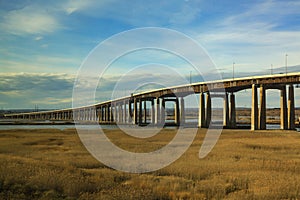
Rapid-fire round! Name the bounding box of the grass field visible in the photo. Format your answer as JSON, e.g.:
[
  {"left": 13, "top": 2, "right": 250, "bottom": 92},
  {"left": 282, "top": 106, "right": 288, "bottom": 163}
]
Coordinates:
[{"left": 0, "top": 128, "right": 300, "bottom": 199}]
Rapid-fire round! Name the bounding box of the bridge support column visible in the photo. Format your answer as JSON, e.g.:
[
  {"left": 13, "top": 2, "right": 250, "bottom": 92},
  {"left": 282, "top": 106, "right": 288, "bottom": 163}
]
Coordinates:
[
  {"left": 100, "top": 107, "right": 103, "bottom": 122},
  {"left": 288, "top": 84, "right": 295, "bottom": 130},
  {"left": 109, "top": 105, "right": 113, "bottom": 122},
  {"left": 103, "top": 107, "right": 106, "bottom": 122},
  {"left": 86, "top": 109, "right": 89, "bottom": 121},
  {"left": 88, "top": 109, "right": 92, "bottom": 121},
  {"left": 104, "top": 106, "right": 107, "bottom": 122},
  {"left": 223, "top": 93, "right": 229, "bottom": 128},
  {"left": 90, "top": 109, "right": 93, "bottom": 121},
  {"left": 155, "top": 98, "right": 160, "bottom": 125},
  {"left": 128, "top": 101, "right": 132, "bottom": 123},
  {"left": 120, "top": 104, "right": 124, "bottom": 123},
  {"left": 133, "top": 98, "right": 138, "bottom": 125},
  {"left": 161, "top": 98, "right": 166, "bottom": 125},
  {"left": 251, "top": 84, "right": 258, "bottom": 130},
  {"left": 280, "top": 86, "right": 288, "bottom": 130},
  {"left": 124, "top": 101, "right": 127, "bottom": 124},
  {"left": 180, "top": 97, "right": 185, "bottom": 125},
  {"left": 259, "top": 85, "right": 266, "bottom": 130},
  {"left": 96, "top": 108, "right": 100, "bottom": 122},
  {"left": 117, "top": 104, "right": 120, "bottom": 123},
  {"left": 174, "top": 98, "right": 180, "bottom": 126},
  {"left": 139, "top": 99, "right": 143, "bottom": 125},
  {"left": 151, "top": 99, "right": 155, "bottom": 124},
  {"left": 108, "top": 105, "right": 111, "bottom": 122},
  {"left": 198, "top": 92, "right": 206, "bottom": 128},
  {"left": 206, "top": 93, "right": 211, "bottom": 127},
  {"left": 229, "top": 93, "right": 236, "bottom": 128},
  {"left": 144, "top": 100, "right": 147, "bottom": 124}
]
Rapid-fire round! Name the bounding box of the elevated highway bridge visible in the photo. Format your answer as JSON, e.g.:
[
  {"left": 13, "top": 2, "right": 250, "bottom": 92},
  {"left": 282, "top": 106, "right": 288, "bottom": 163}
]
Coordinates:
[{"left": 4, "top": 72, "right": 300, "bottom": 130}]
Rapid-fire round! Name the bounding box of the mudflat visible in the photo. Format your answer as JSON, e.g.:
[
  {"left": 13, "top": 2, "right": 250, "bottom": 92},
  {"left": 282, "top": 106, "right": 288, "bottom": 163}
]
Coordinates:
[{"left": 0, "top": 128, "right": 300, "bottom": 199}]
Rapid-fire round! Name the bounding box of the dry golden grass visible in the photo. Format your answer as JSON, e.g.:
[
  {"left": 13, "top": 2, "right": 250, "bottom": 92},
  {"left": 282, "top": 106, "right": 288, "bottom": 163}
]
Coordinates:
[{"left": 0, "top": 128, "right": 300, "bottom": 199}]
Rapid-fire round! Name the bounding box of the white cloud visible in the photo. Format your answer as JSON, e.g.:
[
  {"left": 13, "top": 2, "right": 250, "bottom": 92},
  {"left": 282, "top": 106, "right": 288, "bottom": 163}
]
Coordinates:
[
  {"left": 34, "top": 36, "right": 43, "bottom": 41},
  {"left": 31, "top": 97, "right": 72, "bottom": 105},
  {"left": 63, "top": 0, "right": 115, "bottom": 15},
  {"left": 0, "top": 5, "right": 61, "bottom": 35}
]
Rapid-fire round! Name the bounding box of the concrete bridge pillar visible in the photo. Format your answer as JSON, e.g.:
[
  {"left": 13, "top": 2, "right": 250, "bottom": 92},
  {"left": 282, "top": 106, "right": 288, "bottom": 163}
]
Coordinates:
[
  {"left": 174, "top": 98, "right": 180, "bottom": 126},
  {"left": 180, "top": 97, "right": 185, "bottom": 125},
  {"left": 81, "top": 110, "right": 84, "bottom": 121},
  {"left": 86, "top": 109, "right": 89, "bottom": 121},
  {"left": 198, "top": 92, "right": 206, "bottom": 128},
  {"left": 118, "top": 103, "right": 121, "bottom": 123},
  {"left": 96, "top": 108, "right": 100, "bottom": 122},
  {"left": 119, "top": 103, "right": 122, "bottom": 123},
  {"left": 90, "top": 109, "right": 93, "bottom": 121},
  {"left": 155, "top": 98, "right": 160, "bottom": 125},
  {"left": 102, "top": 105, "right": 106, "bottom": 122},
  {"left": 143, "top": 100, "right": 147, "bottom": 124},
  {"left": 161, "top": 98, "right": 166, "bottom": 125},
  {"left": 229, "top": 93, "right": 236, "bottom": 128},
  {"left": 133, "top": 98, "right": 138, "bottom": 125},
  {"left": 124, "top": 101, "right": 127, "bottom": 123},
  {"left": 288, "top": 84, "right": 295, "bottom": 130},
  {"left": 151, "top": 99, "right": 155, "bottom": 124},
  {"left": 109, "top": 103, "right": 114, "bottom": 122},
  {"left": 128, "top": 101, "right": 132, "bottom": 123},
  {"left": 92, "top": 109, "right": 95, "bottom": 122},
  {"left": 139, "top": 99, "right": 143, "bottom": 125},
  {"left": 280, "top": 86, "right": 288, "bottom": 130},
  {"left": 206, "top": 93, "right": 212, "bottom": 127},
  {"left": 87, "top": 109, "right": 90, "bottom": 121},
  {"left": 251, "top": 84, "right": 258, "bottom": 130},
  {"left": 100, "top": 106, "right": 104, "bottom": 122},
  {"left": 223, "top": 93, "right": 229, "bottom": 127},
  {"left": 105, "top": 104, "right": 110, "bottom": 122},
  {"left": 259, "top": 85, "right": 266, "bottom": 130}
]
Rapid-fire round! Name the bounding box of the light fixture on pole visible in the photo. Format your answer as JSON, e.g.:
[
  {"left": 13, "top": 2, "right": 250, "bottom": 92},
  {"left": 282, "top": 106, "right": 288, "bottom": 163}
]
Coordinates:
[
  {"left": 285, "top": 54, "right": 288, "bottom": 75},
  {"left": 232, "top": 62, "right": 235, "bottom": 80},
  {"left": 271, "top": 64, "right": 273, "bottom": 75}
]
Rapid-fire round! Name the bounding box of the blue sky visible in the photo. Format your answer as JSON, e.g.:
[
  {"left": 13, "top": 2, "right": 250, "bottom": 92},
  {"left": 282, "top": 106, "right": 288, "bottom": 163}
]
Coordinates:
[{"left": 0, "top": 0, "right": 300, "bottom": 109}]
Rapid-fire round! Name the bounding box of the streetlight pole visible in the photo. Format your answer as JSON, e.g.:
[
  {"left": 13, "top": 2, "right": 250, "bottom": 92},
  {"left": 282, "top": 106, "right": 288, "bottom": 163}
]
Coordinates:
[
  {"left": 271, "top": 64, "right": 273, "bottom": 75},
  {"left": 232, "top": 62, "right": 235, "bottom": 80},
  {"left": 285, "top": 54, "right": 288, "bottom": 75},
  {"left": 190, "top": 71, "right": 192, "bottom": 84}
]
